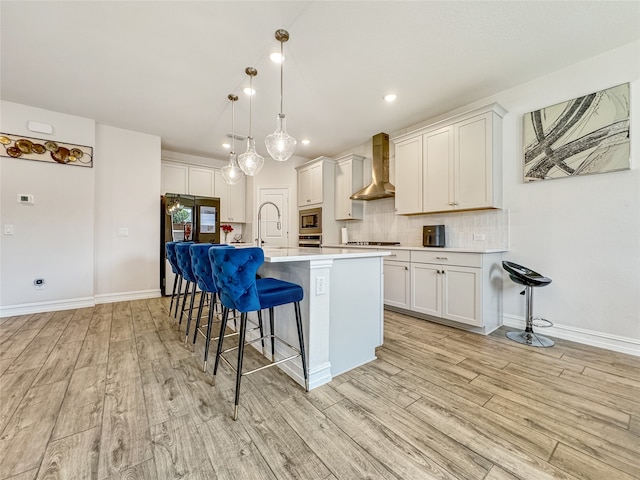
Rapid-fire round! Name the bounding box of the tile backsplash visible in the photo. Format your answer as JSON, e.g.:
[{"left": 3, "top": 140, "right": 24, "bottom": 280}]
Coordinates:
[{"left": 344, "top": 198, "right": 509, "bottom": 249}]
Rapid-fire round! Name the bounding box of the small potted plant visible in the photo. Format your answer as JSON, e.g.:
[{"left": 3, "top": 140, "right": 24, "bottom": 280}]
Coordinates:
[{"left": 221, "top": 224, "right": 233, "bottom": 243}]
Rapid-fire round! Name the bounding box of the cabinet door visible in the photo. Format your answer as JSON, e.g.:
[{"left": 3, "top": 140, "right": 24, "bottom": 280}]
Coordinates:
[
  {"left": 226, "top": 176, "right": 245, "bottom": 223},
  {"left": 423, "top": 126, "right": 454, "bottom": 212},
  {"left": 442, "top": 265, "right": 482, "bottom": 326},
  {"left": 161, "top": 163, "right": 188, "bottom": 195},
  {"left": 309, "top": 162, "right": 323, "bottom": 205},
  {"left": 455, "top": 112, "right": 492, "bottom": 209},
  {"left": 395, "top": 136, "right": 423, "bottom": 214},
  {"left": 297, "top": 167, "right": 312, "bottom": 206},
  {"left": 384, "top": 261, "right": 410, "bottom": 309},
  {"left": 411, "top": 263, "right": 440, "bottom": 316},
  {"left": 214, "top": 170, "right": 230, "bottom": 222},
  {"left": 188, "top": 167, "right": 215, "bottom": 196}
]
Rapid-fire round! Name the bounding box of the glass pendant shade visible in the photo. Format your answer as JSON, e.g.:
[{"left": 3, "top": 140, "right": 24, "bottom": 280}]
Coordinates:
[
  {"left": 222, "top": 152, "right": 243, "bottom": 185},
  {"left": 265, "top": 113, "right": 297, "bottom": 162},
  {"left": 238, "top": 136, "right": 264, "bottom": 175}
]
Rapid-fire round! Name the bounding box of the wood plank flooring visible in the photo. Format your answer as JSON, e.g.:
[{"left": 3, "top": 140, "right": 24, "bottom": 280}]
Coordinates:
[{"left": 0, "top": 298, "right": 638, "bottom": 479}]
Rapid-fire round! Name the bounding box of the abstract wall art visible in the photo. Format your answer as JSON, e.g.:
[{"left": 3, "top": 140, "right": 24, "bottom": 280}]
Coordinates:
[
  {"left": 523, "top": 83, "right": 630, "bottom": 182},
  {"left": 0, "top": 133, "right": 93, "bottom": 168}
]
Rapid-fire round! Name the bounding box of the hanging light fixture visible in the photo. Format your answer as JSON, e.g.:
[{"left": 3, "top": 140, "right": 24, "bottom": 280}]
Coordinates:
[
  {"left": 238, "top": 67, "right": 264, "bottom": 176},
  {"left": 265, "top": 28, "right": 297, "bottom": 162},
  {"left": 221, "top": 94, "right": 244, "bottom": 185}
]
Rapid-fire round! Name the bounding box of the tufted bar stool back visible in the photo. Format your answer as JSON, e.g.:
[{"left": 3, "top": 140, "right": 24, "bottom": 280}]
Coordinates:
[
  {"left": 210, "top": 247, "right": 308, "bottom": 420},
  {"left": 165, "top": 242, "right": 182, "bottom": 317},
  {"left": 175, "top": 242, "right": 198, "bottom": 329}
]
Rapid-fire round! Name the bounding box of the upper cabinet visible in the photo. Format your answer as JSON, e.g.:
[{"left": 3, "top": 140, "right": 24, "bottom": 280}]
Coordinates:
[
  {"left": 392, "top": 103, "right": 506, "bottom": 215},
  {"left": 161, "top": 162, "right": 189, "bottom": 195},
  {"left": 214, "top": 170, "right": 246, "bottom": 223},
  {"left": 188, "top": 166, "right": 215, "bottom": 197},
  {"left": 296, "top": 156, "right": 335, "bottom": 208},
  {"left": 334, "top": 154, "right": 364, "bottom": 221},
  {"left": 162, "top": 161, "right": 245, "bottom": 223}
]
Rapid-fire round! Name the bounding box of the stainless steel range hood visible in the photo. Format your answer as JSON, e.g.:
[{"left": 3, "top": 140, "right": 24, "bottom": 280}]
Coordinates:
[{"left": 350, "top": 132, "right": 395, "bottom": 200}]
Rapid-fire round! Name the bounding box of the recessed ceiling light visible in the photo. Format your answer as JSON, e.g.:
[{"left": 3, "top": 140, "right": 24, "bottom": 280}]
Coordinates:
[
  {"left": 384, "top": 94, "right": 397, "bottom": 102},
  {"left": 222, "top": 142, "right": 231, "bottom": 149},
  {"left": 270, "top": 52, "right": 284, "bottom": 63},
  {"left": 301, "top": 139, "right": 310, "bottom": 145},
  {"left": 243, "top": 87, "right": 256, "bottom": 96}
]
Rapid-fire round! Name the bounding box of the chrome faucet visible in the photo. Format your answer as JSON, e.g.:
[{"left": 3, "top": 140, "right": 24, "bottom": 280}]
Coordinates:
[{"left": 256, "top": 201, "right": 281, "bottom": 247}]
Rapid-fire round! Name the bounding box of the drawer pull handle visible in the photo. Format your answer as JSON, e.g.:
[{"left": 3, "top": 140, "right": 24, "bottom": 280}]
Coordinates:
[{"left": 436, "top": 256, "right": 448, "bottom": 260}]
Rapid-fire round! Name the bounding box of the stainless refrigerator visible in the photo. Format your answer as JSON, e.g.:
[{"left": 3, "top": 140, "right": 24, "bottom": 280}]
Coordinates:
[{"left": 160, "top": 194, "right": 221, "bottom": 294}]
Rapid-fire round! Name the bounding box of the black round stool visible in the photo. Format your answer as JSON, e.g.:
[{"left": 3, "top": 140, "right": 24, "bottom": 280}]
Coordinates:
[{"left": 502, "top": 261, "right": 554, "bottom": 347}]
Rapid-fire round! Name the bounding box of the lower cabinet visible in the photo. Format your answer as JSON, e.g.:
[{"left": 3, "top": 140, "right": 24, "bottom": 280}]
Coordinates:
[
  {"left": 411, "top": 262, "right": 481, "bottom": 326},
  {"left": 384, "top": 260, "right": 411, "bottom": 309}
]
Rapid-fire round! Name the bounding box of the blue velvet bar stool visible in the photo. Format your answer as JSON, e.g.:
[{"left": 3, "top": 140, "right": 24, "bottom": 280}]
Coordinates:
[
  {"left": 165, "top": 242, "right": 182, "bottom": 318},
  {"left": 188, "top": 243, "right": 236, "bottom": 370},
  {"left": 175, "top": 242, "right": 199, "bottom": 333},
  {"left": 210, "top": 247, "right": 308, "bottom": 420}
]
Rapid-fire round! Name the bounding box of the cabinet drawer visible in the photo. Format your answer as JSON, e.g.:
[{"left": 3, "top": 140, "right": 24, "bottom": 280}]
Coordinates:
[
  {"left": 410, "top": 250, "right": 482, "bottom": 268},
  {"left": 379, "top": 249, "right": 410, "bottom": 262}
]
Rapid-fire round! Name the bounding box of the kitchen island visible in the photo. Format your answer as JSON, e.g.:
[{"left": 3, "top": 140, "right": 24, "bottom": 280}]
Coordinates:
[{"left": 250, "top": 247, "right": 390, "bottom": 390}]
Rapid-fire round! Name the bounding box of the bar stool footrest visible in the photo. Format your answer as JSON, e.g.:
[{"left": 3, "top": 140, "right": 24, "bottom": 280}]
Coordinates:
[{"left": 532, "top": 317, "right": 553, "bottom": 328}]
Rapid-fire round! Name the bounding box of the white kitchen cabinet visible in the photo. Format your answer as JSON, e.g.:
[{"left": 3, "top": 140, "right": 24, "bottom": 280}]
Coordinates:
[
  {"left": 382, "top": 249, "right": 411, "bottom": 310},
  {"left": 214, "top": 170, "right": 245, "bottom": 223},
  {"left": 411, "top": 251, "right": 484, "bottom": 327},
  {"left": 334, "top": 154, "right": 365, "bottom": 220},
  {"left": 394, "top": 136, "right": 422, "bottom": 215},
  {"left": 161, "top": 162, "right": 188, "bottom": 195},
  {"left": 393, "top": 103, "right": 505, "bottom": 215},
  {"left": 188, "top": 166, "right": 215, "bottom": 196},
  {"left": 297, "top": 159, "right": 325, "bottom": 207}
]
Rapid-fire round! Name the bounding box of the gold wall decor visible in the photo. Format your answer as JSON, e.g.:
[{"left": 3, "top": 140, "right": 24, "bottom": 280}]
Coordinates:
[{"left": 0, "top": 132, "right": 93, "bottom": 168}]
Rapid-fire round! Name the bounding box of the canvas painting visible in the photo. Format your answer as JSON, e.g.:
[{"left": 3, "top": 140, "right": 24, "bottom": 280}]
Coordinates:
[{"left": 523, "top": 83, "right": 630, "bottom": 182}]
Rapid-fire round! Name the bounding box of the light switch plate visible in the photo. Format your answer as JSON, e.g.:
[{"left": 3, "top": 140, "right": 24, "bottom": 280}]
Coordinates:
[
  {"left": 118, "top": 227, "right": 129, "bottom": 237},
  {"left": 3, "top": 225, "right": 14, "bottom": 235}
]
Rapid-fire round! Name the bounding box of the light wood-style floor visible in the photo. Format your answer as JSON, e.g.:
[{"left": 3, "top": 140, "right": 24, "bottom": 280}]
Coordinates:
[{"left": 0, "top": 297, "right": 638, "bottom": 480}]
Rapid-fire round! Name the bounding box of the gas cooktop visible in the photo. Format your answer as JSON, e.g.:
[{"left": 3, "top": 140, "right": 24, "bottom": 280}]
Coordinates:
[{"left": 346, "top": 241, "right": 401, "bottom": 246}]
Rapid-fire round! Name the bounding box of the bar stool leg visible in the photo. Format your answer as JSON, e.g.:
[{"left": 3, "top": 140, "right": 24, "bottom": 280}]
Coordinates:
[
  {"left": 506, "top": 286, "right": 554, "bottom": 347},
  {"left": 233, "top": 312, "right": 248, "bottom": 421},
  {"left": 203, "top": 302, "right": 220, "bottom": 372},
  {"left": 257, "top": 310, "right": 265, "bottom": 354},
  {"left": 174, "top": 277, "right": 184, "bottom": 319},
  {"left": 269, "top": 307, "right": 275, "bottom": 362},
  {"left": 213, "top": 308, "right": 229, "bottom": 377},
  {"left": 186, "top": 290, "right": 205, "bottom": 344},
  {"left": 178, "top": 281, "right": 191, "bottom": 327},
  {"left": 294, "top": 302, "right": 308, "bottom": 392},
  {"left": 169, "top": 275, "right": 179, "bottom": 314}
]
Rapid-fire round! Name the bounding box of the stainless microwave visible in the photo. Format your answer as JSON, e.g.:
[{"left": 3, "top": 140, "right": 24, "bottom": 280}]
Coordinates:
[{"left": 299, "top": 207, "right": 322, "bottom": 235}]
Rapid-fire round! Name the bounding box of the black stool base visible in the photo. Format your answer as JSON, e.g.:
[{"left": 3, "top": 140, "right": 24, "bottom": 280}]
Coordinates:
[{"left": 506, "top": 330, "right": 555, "bottom": 348}]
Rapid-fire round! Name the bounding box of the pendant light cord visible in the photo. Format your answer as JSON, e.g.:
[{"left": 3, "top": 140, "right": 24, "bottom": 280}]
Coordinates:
[
  {"left": 249, "top": 74, "right": 253, "bottom": 137},
  {"left": 280, "top": 39, "right": 284, "bottom": 115}
]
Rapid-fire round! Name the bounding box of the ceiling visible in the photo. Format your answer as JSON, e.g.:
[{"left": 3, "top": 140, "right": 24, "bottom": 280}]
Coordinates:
[{"left": 2, "top": 1, "right": 639, "bottom": 162}]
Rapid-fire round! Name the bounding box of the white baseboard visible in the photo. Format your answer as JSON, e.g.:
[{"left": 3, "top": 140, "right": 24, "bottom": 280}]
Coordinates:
[
  {"left": 0, "top": 297, "right": 95, "bottom": 318},
  {"left": 0, "top": 289, "right": 162, "bottom": 318},
  {"left": 503, "top": 314, "right": 640, "bottom": 357},
  {"left": 94, "top": 289, "right": 161, "bottom": 304}
]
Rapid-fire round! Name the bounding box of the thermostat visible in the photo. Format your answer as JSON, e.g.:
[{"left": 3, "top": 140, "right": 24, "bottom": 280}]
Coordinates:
[{"left": 17, "top": 194, "right": 34, "bottom": 205}]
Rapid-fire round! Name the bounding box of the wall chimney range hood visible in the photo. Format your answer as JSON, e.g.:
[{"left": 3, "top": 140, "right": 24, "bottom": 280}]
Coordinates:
[{"left": 350, "top": 132, "right": 395, "bottom": 200}]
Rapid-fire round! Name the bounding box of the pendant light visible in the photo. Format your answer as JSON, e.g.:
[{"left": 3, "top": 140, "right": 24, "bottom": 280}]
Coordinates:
[
  {"left": 265, "top": 29, "right": 297, "bottom": 162},
  {"left": 238, "top": 67, "right": 264, "bottom": 176},
  {"left": 221, "top": 94, "right": 244, "bottom": 185}
]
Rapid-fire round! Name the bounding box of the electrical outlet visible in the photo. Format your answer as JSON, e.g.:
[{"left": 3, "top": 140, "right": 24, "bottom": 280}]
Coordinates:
[
  {"left": 316, "top": 276, "right": 327, "bottom": 295},
  {"left": 118, "top": 227, "right": 129, "bottom": 237},
  {"left": 3, "top": 225, "right": 13, "bottom": 235},
  {"left": 473, "top": 233, "right": 485, "bottom": 241}
]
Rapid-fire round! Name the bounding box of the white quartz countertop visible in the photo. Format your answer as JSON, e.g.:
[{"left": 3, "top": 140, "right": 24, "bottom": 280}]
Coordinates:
[
  {"left": 262, "top": 246, "right": 392, "bottom": 263},
  {"left": 321, "top": 244, "right": 507, "bottom": 254}
]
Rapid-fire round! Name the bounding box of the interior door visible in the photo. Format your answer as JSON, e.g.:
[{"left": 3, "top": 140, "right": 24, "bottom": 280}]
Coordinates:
[{"left": 258, "top": 187, "right": 289, "bottom": 247}]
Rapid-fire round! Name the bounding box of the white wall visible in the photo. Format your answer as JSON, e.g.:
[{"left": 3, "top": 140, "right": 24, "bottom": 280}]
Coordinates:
[
  {"left": 337, "top": 41, "right": 640, "bottom": 354},
  {"left": 94, "top": 125, "right": 161, "bottom": 301},
  {"left": 0, "top": 102, "right": 96, "bottom": 312},
  {"left": 0, "top": 102, "right": 163, "bottom": 315}
]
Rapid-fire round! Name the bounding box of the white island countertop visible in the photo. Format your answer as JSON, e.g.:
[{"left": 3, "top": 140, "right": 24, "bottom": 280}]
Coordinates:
[{"left": 262, "top": 246, "right": 392, "bottom": 262}]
